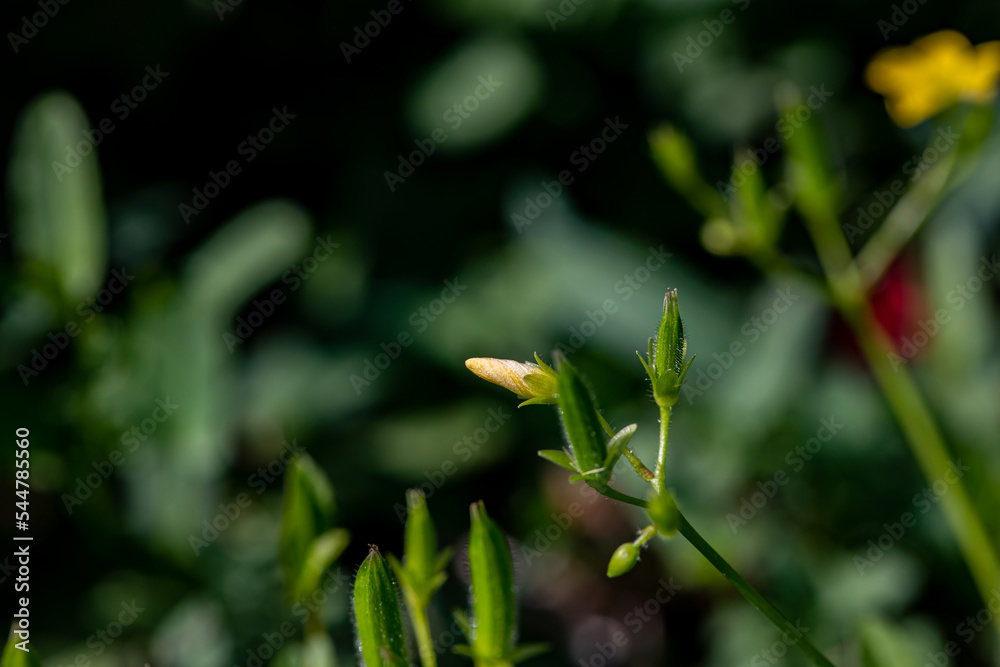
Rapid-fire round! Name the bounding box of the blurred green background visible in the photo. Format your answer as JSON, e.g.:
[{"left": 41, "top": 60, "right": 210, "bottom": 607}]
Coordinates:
[{"left": 3, "top": 0, "right": 1000, "bottom": 665}]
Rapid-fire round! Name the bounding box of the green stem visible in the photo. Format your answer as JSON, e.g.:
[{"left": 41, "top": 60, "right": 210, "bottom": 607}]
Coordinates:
[
  {"left": 408, "top": 597, "right": 437, "bottom": 667},
  {"left": 844, "top": 305, "right": 1000, "bottom": 634},
  {"left": 633, "top": 525, "right": 658, "bottom": 547},
  {"left": 678, "top": 513, "right": 835, "bottom": 667},
  {"left": 796, "top": 173, "right": 1000, "bottom": 636},
  {"left": 653, "top": 405, "right": 671, "bottom": 493},
  {"left": 593, "top": 484, "right": 648, "bottom": 509}
]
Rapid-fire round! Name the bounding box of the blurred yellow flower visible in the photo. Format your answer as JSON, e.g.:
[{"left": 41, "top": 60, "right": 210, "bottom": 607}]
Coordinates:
[{"left": 865, "top": 30, "right": 1000, "bottom": 127}]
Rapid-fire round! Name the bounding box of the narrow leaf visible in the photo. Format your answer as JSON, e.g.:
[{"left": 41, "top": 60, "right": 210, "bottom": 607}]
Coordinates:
[{"left": 554, "top": 354, "right": 607, "bottom": 476}]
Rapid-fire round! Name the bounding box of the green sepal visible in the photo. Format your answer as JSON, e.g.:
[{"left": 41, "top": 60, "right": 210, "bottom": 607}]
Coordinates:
[
  {"left": 468, "top": 501, "right": 517, "bottom": 662},
  {"left": 603, "top": 424, "right": 637, "bottom": 470},
  {"left": 538, "top": 449, "right": 579, "bottom": 473},
  {"left": 554, "top": 353, "right": 608, "bottom": 478},
  {"left": 353, "top": 547, "right": 408, "bottom": 667}
]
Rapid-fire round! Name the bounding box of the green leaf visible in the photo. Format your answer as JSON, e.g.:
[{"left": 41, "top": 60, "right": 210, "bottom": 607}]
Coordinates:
[
  {"left": 509, "top": 643, "right": 549, "bottom": 664},
  {"left": 603, "top": 424, "right": 637, "bottom": 470},
  {"left": 1, "top": 627, "right": 43, "bottom": 667},
  {"left": 537, "top": 449, "right": 578, "bottom": 473},
  {"left": 353, "top": 547, "right": 408, "bottom": 667},
  {"left": 468, "top": 501, "right": 517, "bottom": 662},
  {"left": 280, "top": 454, "right": 336, "bottom": 604},
  {"left": 289, "top": 528, "right": 351, "bottom": 602},
  {"left": 554, "top": 354, "right": 608, "bottom": 477},
  {"left": 8, "top": 92, "right": 107, "bottom": 303}
]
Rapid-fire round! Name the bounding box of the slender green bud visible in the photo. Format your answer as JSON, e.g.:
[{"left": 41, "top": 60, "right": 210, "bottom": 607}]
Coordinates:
[
  {"left": 468, "top": 501, "right": 517, "bottom": 662},
  {"left": 640, "top": 290, "right": 693, "bottom": 409},
  {"left": 403, "top": 489, "right": 436, "bottom": 590},
  {"left": 353, "top": 546, "right": 407, "bottom": 667},
  {"left": 607, "top": 543, "right": 641, "bottom": 578}
]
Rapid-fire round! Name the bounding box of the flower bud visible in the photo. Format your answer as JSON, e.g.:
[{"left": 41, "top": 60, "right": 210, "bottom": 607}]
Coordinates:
[
  {"left": 607, "top": 542, "right": 640, "bottom": 578},
  {"left": 465, "top": 354, "right": 558, "bottom": 406}
]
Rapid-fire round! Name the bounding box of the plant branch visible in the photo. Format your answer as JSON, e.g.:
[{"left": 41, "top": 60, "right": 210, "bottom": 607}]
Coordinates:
[{"left": 677, "top": 513, "right": 835, "bottom": 667}]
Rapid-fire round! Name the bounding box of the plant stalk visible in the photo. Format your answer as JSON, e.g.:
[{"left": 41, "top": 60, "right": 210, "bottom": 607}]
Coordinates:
[
  {"left": 797, "top": 178, "right": 1000, "bottom": 636},
  {"left": 677, "top": 513, "right": 835, "bottom": 667}
]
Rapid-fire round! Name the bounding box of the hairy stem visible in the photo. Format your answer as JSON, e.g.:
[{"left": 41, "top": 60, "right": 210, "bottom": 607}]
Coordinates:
[{"left": 653, "top": 405, "right": 671, "bottom": 493}]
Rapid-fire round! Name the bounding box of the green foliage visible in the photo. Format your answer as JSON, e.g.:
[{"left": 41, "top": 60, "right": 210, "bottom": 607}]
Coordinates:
[{"left": 280, "top": 454, "right": 349, "bottom": 604}]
